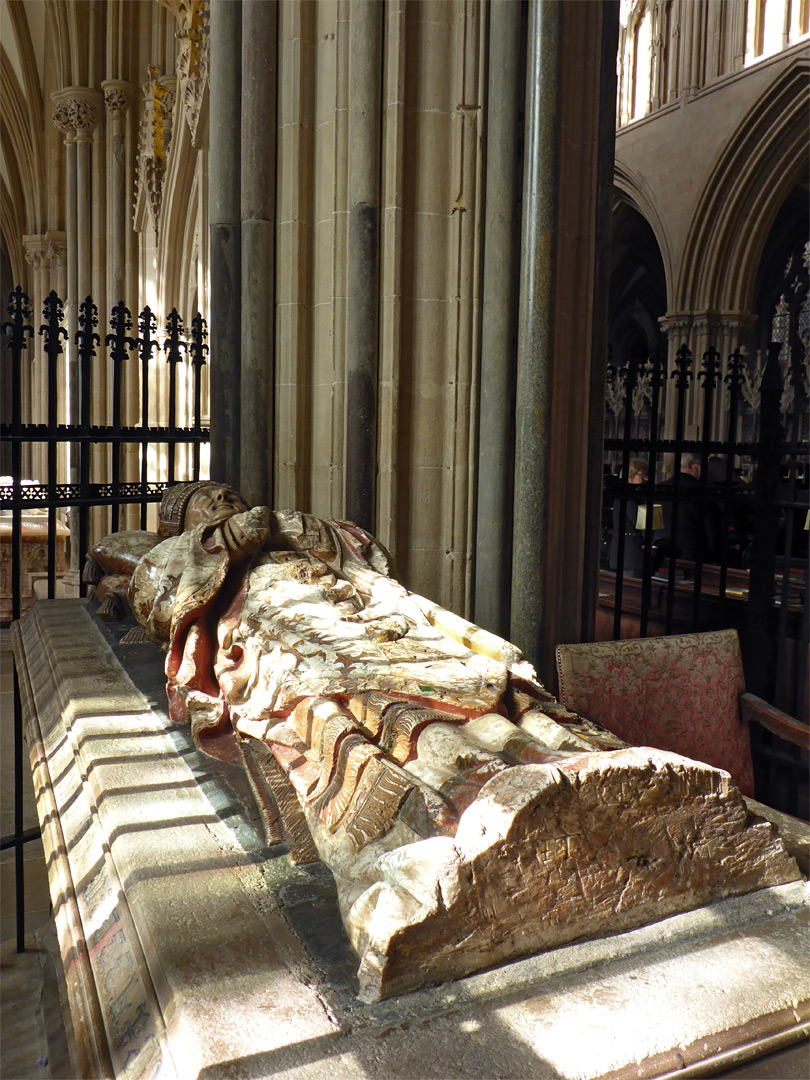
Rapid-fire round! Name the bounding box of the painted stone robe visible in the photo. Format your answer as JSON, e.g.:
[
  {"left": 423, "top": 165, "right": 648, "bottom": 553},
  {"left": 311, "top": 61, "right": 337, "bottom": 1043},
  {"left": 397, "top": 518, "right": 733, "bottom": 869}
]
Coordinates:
[{"left": 124, "top": 505, "right": 801, "bottom": 1002}]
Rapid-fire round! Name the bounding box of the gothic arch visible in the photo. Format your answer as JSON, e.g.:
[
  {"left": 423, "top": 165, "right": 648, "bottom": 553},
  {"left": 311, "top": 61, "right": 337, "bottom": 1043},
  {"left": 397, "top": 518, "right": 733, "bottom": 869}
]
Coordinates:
[
  {"left": 613, "top": 159, "right": 675, "bottom": 304},
  {"left": 676, "top": 56, "right": 810, "bottom": 315},
  {"left": 158, "top": 113, "right": 200, "bottom": 313}
]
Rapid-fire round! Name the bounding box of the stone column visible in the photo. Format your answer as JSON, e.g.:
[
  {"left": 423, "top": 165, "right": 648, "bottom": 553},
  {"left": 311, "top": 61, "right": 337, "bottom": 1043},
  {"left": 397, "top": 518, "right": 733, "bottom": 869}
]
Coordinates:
[
  {"left": 102, "top": 81, "right": 136, "bottom": 306},
  {"left": 58, "top": 89, "right": 99, "bottom": 573},
  {"left": 689, "top": 0, "right": 703, "bottom": 94},
  {"left": 510, "top": 0, "right": 562, "bottom": 667},
  {"left": 650, "top": 10, "right": 661, "bottom": 111},
  {"left": 240, "top": 0, "right": 276, "bottom": 507},
  {"left": 344, "top": 0, "right": 383, "bottom": 531},
  {"left": 511, "top": 0, "right": 618, "bottom": 681},
  {"left": 51, "top": 98, "right": 80, "bottom": 575},
  {"left": 668, "top": 11, "right": 681, "bottom": 102},
  {"left": 68, "top": 94, "right": 99, "bottom": 317},
  {"left": 22, "top": 238, "right": 48, "bottom": 481},
  {"left": 730, "top": 0, "right": 747, "bottom": 72},
  {"left": 473, "top": 0, "right": 522, "bottom": 637},
  {"left": 715, "top": 312, "right": 756, "bottom": 441},
  {"left": 46, "top": 236, "right": 68, "bottom": 484},
  {"left": 208, "top": 0, "right": 242, "bottom": 487},
  {"left": 682, "top": 0, "right": 695, "bottom": 93},
  {"left": 102, "top": 81, "right": 137, "bottom": 528},
  {"left": 659, "top": 312, "right": 692, "bottom": 470},
  {"left": 52, "top": 99, "right": 77, "bottom": 426}
]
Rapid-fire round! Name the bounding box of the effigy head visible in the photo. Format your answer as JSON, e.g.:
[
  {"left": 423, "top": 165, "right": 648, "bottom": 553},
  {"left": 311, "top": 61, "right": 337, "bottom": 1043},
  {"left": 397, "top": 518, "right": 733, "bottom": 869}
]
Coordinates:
[{"left": 158, "top": 481, "right": 249, "bottom": 539}]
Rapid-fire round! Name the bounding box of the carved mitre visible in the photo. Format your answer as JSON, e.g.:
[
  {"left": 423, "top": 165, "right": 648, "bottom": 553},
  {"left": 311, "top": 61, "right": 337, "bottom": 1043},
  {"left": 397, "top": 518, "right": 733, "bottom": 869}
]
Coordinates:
[{"left": 157, "top": 480, "right": 229, "bottom": 539}]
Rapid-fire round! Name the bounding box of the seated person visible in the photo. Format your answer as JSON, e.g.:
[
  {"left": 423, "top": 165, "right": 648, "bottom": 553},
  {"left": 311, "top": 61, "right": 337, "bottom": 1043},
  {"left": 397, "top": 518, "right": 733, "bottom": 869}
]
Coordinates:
[{"left": 608, "top": 457, "right": 653, "bottom": 576}]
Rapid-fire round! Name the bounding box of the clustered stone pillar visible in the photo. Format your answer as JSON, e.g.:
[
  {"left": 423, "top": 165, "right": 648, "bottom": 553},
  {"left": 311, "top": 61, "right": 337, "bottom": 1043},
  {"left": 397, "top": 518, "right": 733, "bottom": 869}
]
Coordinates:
[
  {"left": 239, "top": 0, "right": 277, "bottom": 508},
  {"left": 102, "top": 79, "right": 140, "bottom": 529},
  {"left": 52, "top": 91, "right": 97, "bottom": 575},
  {"left": 473, "top": 0, "right": 522, "bottom": 638},
  {"left": 506, "top": 0, "right": 617, "bottom": 679},
  {"left": 209, "top": 0, "right": 243, "bottom": 488},
  {"left": 345, "top": 0, "right": 383, "bottom": 533}
]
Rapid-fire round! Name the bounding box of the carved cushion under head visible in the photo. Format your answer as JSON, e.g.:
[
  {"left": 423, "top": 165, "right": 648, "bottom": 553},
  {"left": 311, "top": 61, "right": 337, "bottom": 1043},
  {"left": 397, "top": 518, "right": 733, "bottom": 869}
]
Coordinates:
[
  {"left": 555, "top": 630, "right": 754, "bottom": 797},
  {"left": 84, "top": 529, "right": 160, "bottom": 583}
]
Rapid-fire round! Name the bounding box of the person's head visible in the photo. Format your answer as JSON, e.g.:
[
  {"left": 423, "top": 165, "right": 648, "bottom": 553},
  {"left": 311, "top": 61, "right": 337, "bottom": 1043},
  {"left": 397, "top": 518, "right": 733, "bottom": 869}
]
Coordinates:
[
  {"left": 681, "top": 453, "right": 701, "bottom": 479},
  {"left": 627, "top": 458, "right": 648, "bottom": 485},
  {"left": 158, "top": 481, "right": 249, "bottom": 538},
  {"left": 706, "top": 455, "right": 728, "bottom": 484}
]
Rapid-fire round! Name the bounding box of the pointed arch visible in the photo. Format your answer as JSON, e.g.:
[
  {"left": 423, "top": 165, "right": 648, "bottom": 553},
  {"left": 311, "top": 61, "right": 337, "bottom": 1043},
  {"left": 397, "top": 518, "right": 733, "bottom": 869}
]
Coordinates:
[
  {"left": 676, "top": 56, "right": 810, "bottom": 314},
  {"left": 157, "top": 104, "right": 200, "bottom": 312},
  {"left": 613, "top": 158, "right": 675, "bottom": 305}
]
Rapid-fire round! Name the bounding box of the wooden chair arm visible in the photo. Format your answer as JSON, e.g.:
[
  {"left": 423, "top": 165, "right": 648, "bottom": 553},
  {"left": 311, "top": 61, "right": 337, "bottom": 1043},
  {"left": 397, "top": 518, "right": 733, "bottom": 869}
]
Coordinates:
[{"left": 740, "top": 692, "right": 810, "bottom": 750}]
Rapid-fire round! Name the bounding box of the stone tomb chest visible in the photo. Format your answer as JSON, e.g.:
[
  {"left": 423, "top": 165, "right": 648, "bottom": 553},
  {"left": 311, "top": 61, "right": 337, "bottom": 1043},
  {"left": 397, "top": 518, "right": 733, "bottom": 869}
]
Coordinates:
[{"left": 12, "top": 599, "right": 810, "bottom": 1080}]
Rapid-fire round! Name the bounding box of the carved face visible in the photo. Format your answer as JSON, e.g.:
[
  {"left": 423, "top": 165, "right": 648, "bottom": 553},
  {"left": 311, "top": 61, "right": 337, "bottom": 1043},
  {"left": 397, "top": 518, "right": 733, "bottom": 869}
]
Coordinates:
[{"left": 184, "top": 484, "right": 249, "bottom": 530}]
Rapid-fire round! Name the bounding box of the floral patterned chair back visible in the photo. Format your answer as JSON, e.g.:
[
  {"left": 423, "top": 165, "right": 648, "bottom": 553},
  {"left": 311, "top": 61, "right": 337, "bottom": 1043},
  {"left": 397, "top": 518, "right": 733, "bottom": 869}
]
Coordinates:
[{"left": 555, "top": 630, "right": 755, "bottom": 797}]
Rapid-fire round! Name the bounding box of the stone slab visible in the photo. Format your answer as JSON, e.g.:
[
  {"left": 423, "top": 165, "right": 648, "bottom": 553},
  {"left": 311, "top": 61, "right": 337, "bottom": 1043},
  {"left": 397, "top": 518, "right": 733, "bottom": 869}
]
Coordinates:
[{"left": 13, "top": 599, "right": 810, "bottom": 1079}]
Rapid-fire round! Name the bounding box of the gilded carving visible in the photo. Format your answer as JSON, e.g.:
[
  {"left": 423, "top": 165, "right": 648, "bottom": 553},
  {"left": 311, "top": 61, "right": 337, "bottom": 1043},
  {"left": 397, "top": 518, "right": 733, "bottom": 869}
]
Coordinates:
[{"left": 134, "top": 68, "right": 177, "bottom": 233}]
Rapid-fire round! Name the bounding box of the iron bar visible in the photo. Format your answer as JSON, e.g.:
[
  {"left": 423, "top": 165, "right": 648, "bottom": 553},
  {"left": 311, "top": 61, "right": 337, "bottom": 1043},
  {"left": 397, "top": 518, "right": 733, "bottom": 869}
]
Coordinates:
[
  {"left": 663, "top": 342, "right": 693, "bottom": 634},
  {"left": 76, "top": 298, "right": 98, "bottom": 585},
  {"left": 190, "top": 313, "right": 208, "bottom": 481},
  {"left": 164, "top": 309, "right": 186, "bottom": 483},
  {"left": 138, "top": 307, "right": 158, "bottom": 529}
]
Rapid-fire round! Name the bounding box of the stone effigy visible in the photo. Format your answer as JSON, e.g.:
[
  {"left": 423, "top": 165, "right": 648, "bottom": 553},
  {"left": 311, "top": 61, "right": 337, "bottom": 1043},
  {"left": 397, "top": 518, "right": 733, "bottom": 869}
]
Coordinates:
[{"left": 84, "top": 481, "right": 802, "bottom": 1001}]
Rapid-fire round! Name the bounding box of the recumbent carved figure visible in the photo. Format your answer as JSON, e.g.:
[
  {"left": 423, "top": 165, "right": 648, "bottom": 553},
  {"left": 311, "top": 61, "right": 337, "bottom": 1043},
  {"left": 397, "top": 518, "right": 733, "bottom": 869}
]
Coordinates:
[{"left": 84, "top": 482, "right": 801, "bottom": 1001}]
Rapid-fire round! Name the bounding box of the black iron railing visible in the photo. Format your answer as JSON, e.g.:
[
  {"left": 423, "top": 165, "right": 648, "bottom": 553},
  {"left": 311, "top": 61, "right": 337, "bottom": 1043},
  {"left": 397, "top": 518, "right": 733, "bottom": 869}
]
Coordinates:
[
  {"left": 1, "top": 286, "right": 210, "bottom": 950},
  {"left": 602, "top": 325, "right": 809, "bottom": 817}
]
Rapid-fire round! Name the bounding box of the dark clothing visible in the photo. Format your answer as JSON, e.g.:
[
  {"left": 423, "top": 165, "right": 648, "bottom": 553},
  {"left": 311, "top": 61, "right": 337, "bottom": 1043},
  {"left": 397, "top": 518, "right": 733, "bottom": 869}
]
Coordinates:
[
  {"left": 662, "top": 472, "right": 720, "bottom": 563},
  {"left": 609, "top": 498, "right": 644, "bottom": 576}
]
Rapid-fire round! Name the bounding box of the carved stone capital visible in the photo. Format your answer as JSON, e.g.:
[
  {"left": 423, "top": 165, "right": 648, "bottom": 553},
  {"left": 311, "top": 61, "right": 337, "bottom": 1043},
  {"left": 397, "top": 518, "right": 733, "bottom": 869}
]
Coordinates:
[
  {"left": 102, "top": 80, "right": 136, "bottom": 118},
  {"left": 23, "top": 235, "right": 49, "bottom": 269},
  {"left": 47, "top": 241, "right": 68, "bottom": 265},
  {"left": 68, "top": 97, "right": 98, "bottom": 136},
  {"left": 54, "top": 88, "right": 103, "bottom": 141},
  {"left": 715, "top": 312, "right": 757, "bottom": 334},
  {"left": 659, "top": 312, "right": 692, "bottom": 339},
  {"left": 51, "top": 99, "right": 74, "bottom": 139}
]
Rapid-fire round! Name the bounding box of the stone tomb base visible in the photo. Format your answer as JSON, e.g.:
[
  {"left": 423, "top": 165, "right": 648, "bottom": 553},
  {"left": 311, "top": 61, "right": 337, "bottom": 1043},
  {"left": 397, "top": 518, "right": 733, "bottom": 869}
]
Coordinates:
[{"left": 12, "top": 599, "right": 810, "bottom": 1080}]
